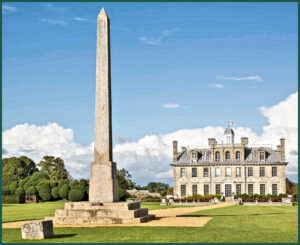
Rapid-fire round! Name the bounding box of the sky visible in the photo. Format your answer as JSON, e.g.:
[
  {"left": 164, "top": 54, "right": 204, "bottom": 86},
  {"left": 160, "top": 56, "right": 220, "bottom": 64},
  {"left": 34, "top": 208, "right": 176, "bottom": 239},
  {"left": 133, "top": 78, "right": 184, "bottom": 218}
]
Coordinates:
[{"left": 2, "top": 2, "right": 298, "bottom": 185}]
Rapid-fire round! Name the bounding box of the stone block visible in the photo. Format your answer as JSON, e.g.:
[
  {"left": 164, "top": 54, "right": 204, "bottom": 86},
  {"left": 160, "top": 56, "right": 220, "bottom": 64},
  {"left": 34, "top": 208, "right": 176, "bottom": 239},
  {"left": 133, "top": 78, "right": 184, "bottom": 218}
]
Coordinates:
[{"left": 21, "top": 220, "right": 54, "bottom": 239}]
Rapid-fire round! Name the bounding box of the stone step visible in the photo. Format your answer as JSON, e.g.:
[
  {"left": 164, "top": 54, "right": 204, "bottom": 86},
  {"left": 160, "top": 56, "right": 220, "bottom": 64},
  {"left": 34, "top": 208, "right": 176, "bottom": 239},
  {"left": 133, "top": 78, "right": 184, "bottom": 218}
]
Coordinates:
[
  {"left": 54, "top": 208, "right": 149, "bottom": 219},
  {"left": 46, "top": 214, "right": 156, "bottom": 225},
  {"left": 64, "top": 201, "right": 140, "bottom": 211}
]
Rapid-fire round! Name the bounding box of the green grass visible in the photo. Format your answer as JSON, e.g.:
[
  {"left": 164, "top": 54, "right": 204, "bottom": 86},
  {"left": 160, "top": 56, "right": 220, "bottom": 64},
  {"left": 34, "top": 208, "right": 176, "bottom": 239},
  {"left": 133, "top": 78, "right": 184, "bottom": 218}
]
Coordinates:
[
  {"left": 140, "top": 202, "right": 196, "bottom": 210},
  {"left": 2, "top": 201, "right": 66, "bottom": 223},
  {"left": 2, "top": 205, "right": 298, "bottom": 243},
  {"left": 2, "top": 201, "right": 193, "bottom": 223}
]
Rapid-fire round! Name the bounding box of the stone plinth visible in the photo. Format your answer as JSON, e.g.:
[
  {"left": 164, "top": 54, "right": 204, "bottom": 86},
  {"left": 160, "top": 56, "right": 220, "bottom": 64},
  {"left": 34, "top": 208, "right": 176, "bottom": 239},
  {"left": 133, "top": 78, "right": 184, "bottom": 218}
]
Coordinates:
[
  {"left": 21, "top": 220, "right": 54, "bottom": 239},
  {"left": 46, "top": 201, "right": 155, "bottom": 225}
]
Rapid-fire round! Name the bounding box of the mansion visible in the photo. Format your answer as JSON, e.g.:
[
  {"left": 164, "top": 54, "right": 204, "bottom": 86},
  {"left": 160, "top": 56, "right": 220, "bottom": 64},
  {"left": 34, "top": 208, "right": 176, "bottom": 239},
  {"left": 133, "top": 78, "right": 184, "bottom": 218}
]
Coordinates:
[{"left": 170, "top": 126, "right": 288, "bottom": 197}]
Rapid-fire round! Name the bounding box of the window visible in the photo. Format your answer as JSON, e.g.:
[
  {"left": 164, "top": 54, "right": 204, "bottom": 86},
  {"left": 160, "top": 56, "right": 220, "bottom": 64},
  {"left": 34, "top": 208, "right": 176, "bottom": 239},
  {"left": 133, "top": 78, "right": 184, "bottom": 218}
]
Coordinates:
[
  {"left": 215, "top": 167, "right": 221, "bottom": 177},
  {"left": 236, "top": 151, "right": 241, "bottom": 161},
  {"left": 180, "top": 168, "right": 186, "bottom": 178},
  {"left": 225, "top": 167, "right": 231, "bottom": 177},
  {"left": 225, "top": 151, "right": 230, "bottom": 161},
  {"left": 272, "top": 167, "right": 277, "bottom": 177},
  {"left": 248, "top": 184, "right": 253, "bottom": 195},
  {"left": 260, "top": 167, "right": 265, "bottom": 177},
  {"left": 248, "top": 167, "right": 253, "bottom": 177},
  {"left": 215, "top": 184, "right": 221, "bottom": 194},
  {"left": 236, "top": 167, "right": 241, "bottom": 177},
  {"left": 260, "top": 184, "right": 265, "bottom": 195},
  {"left": 204, "top": 168, "right": 209, "bottom": 177},
  {"left": 236, "top": 184, "right": 242, "bottom": 195},
  {"left": 181, "top": 185, "right": 186, "bottom": 197},
  {"left": 204, "top": 185, "right": 209, "bottom": 195},
  {"left": 192, "top": 168, "right": 197, "bottom": 178},
  {"left": 192, "top": 185, "right": 197, "bottom": 195},
  {"left": 192, "top": 152, "right": 197, "bottom": 162},
  {"left": 272, "top": 184, "right": 277, "bottom": 195},
  {"left": 215, "top": 151, "right": 220, "bottom": 161},
  {"left": 260, "top": 152, "right": 265, "bottom": 161}
]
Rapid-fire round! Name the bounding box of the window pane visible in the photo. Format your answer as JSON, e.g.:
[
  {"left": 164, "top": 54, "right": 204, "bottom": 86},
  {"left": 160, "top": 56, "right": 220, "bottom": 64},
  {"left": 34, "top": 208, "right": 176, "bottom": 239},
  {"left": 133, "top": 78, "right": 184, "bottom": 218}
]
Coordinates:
[
  {"left": 204, "top": 168, "right": 209, "bottom": 177},
  {"left": 236, "top": 184, "right": 241, "bottom": 195},
  {"left": 225, "top": 151, "right": 230, "bottom": 160},
  {"left": 260, "top": 152, "right": 265, "bottom": 160},
  {"left": 215, "top": 168, "right": 220, "bottom": 177},
  {"left": 260, "top": 184, "right": 265, "bottom": 195},
  {"left": 204, "top": 185, "right": 209, "bottom": 195},
  {"left": 180, "top": 168, "right": 186, "bottom": 178},
  {"left": 272, "top": 184, "right": 277, "bottom": 195},
  {"left": 236, "top": 151, "right": 240, "bottom": 161},
  {"left": 248, "top": 184, "right": 253, "bottom": 195},
  {"left": 272, "top": 167, "right": 277, "bottom": 177},
  {"left": 216, "top": 184, "right": 220, "bottom": 194},
  {"left": 181, "top": 185, "right": 186, "bottom": 197},
  {"left": 236, "top": 167, "right": 241, "bottom": 177},
  {"left": 226, "top": 168, "right": 231, "bottom": 177},
  {"left": 215, "top": 152, "right": 220, "bottom": 161},
  {"left": 248, "top": 167, "right": 253, "bottom": 177},
  {"left": 192, "top": 185, "right": 197, "bottom": 195},
  {"left": 192, "top": 168, "right": 197, "bottom": 177},
  {"left": 260, "top": 167, "right": 265, "bottom": 177}
]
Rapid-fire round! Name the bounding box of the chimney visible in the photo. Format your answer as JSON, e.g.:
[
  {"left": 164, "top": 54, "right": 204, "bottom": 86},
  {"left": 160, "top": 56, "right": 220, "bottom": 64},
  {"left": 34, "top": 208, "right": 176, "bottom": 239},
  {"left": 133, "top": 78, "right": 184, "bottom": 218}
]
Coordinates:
[
  {"left": 181, "top": 147, "right": 186, "bottom": 152},
  {"left": 241, "top": 137, "right": 249, "bottom": 146},
  {"left": 173, "top": 141, "right": 178, "bottom": 162},
  {"left": 277, "top": 145, "right": 281, "bottom": 152},
  {"left": 208, "top": 138, "right": 216, "bottom": 148},
  {"left": 280, "top": 138, "right": 285, "bottom": 161}
]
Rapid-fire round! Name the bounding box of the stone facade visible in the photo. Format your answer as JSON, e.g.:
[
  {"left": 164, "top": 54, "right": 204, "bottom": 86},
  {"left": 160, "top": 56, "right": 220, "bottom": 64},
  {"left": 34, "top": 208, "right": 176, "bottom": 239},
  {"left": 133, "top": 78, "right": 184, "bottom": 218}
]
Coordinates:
[
  {"left": 171, "top": 126, "right": 288, "bottom": 198},
  {"left": 21, "top": 220, "right": 54, "bottom": 239}
]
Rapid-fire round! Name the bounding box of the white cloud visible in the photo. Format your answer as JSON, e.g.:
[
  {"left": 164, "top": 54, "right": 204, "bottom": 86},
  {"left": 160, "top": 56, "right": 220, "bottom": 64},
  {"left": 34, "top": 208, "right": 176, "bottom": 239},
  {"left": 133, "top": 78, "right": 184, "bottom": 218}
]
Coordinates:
[
  {"left": 138, "top": 28, "right": 180, "bottom": 45},
  {"left": 2, "top": 92, "right": 298, "bottom": 184},
  {"left": 39, "top": 18, "right": 67, "bottom": 26},
  {"left": 217, "top": 75, "right": 263, "bottom": 82},
  {"left": 73, "top": 17, "right": 88, "bottom": 22},
  {"left": 2, "top": 4, "right": 17, "bottom": 14},
  {"left": 209, "top": 83, "right": 224, "bottom": 89},
  {"left": 160, "top": 103, "right": 186, "bottom": 109}
]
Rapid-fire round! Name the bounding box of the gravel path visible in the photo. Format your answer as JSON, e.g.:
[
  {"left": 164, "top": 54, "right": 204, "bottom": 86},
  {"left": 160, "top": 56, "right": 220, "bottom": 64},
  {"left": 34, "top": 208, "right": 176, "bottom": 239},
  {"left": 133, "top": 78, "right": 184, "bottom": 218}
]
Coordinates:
[{"left": 2, "top": 202, "right": 233, "bottom": 228}]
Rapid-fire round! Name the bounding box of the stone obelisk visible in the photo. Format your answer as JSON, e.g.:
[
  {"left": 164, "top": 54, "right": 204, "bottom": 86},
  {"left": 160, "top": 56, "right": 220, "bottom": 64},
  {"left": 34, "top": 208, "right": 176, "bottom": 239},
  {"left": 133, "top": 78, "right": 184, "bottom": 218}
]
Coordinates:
[{"left": 89, "top": 8, "right": 119, "bottom": 203}]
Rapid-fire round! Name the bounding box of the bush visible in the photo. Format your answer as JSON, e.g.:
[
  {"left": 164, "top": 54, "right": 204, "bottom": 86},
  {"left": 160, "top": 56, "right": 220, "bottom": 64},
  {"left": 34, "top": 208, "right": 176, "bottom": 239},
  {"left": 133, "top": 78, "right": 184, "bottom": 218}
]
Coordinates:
[
  {"left": 68, "top": 189, "right": 85, "bottom": 202},
  {"left": 79, "top": 179, "right": 87, "bottom": 187},
  {"left": 59, "top": 184, "right": 70, "bottom": 200},
  {"left": 15, "top": 187, "right": 25, "bottom": 195},
  {"left": 38, "top": 188, "right": 52, "bottom": 201},
  {"left": 2, "top": 186, "right": 10, "bottom": 195},
  {"left": 37, "top": 179, "right": 51, "bottom": 189},
  {"left": 58, "top": 179, "right": 69, "bottom": 191},
  {"left": 51, "top": 187, "right": 60, "bottom": 199},
  {"left": 119, "top": 188, "right": 128, "bottom": 201},
  {"left": 16, "top": 194, "right": 25, "bottom": 203},
  {"left": 29, "top": 172, "right": 49, "bottom": 186},
  {"left": 160, "top": 189, "right": 167, "bottom": 197},
  {"left": 26, "top": 186, "right": 37, "bottom": 195},
  {"left": 50, "top": 181, "right": 58, "bottom": 188},
  {"left": 8, "top": 181, "right": 18, "bottom": 195},
  {"left": 69, "top": 180, "right": 79, "bottom": 189},
  {"left": 19, "top": 177, "right": 29, "bottom": 188},
  {"left": 2, "top": 195, "right": 25, "bottom": 203}
]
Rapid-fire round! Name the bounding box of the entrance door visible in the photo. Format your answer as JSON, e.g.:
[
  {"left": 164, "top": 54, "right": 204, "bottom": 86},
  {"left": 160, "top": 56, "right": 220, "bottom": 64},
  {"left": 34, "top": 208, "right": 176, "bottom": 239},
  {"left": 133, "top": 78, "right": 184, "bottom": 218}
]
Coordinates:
[{"left": 225, "top": 184, "right": 232, "bottom": 197}]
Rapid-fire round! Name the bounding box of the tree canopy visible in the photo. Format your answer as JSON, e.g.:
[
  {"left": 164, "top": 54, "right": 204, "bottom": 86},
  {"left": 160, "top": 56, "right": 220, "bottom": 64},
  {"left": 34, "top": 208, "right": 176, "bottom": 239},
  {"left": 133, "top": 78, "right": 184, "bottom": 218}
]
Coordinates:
[{"left": 37, "top": 156, "right": 69, "bottom": 181}]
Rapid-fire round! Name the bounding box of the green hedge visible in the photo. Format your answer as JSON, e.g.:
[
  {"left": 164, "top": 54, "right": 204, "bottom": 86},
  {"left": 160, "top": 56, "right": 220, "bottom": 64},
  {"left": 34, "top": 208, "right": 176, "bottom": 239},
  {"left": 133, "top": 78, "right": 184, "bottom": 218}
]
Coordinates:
[
  {"left": 38, "top": 188, "right": 52, "bottom": 201},
  {"left": 51, "top": 187, "right": 59, "bottom": 199},
  {"left": 2, "top": 194, "right": 25, "bottom": 204},
  {"left": 68, "top": 189, "right": 85, "bottom": 202},
  {"left": 26, "top": 186, "right": 37, "bottom": 195},
  {"left": 59, "top": 184, "right": 70, "bottom": 200}
]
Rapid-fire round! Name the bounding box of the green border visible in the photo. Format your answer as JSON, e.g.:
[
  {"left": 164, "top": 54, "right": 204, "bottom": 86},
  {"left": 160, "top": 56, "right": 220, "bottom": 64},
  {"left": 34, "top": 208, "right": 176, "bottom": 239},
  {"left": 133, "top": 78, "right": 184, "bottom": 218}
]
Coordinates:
[{"left": 1, "top": 1, "right": 299, "bottom": 244}]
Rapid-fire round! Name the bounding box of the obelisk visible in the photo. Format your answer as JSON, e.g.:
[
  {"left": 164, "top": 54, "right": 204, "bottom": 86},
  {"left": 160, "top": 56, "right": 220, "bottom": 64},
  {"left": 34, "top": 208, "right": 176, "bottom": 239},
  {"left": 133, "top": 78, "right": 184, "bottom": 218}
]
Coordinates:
[{"left": 89, "top": 8, "right": 119, "bottom": 203}]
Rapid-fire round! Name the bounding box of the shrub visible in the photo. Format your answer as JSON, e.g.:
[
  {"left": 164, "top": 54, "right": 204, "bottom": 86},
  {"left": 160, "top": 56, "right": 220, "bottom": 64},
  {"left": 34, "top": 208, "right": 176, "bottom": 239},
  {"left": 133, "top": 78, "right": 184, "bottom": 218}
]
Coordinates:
[
  {"left": 119, "top": 188, "right": 129, "bottom": 201},
  {"left": 59, "top": 184, "right": 70, "bottom": 200},
  {"left": 8, "top": 181, "right": 18, "bottom": 195},
  {"left": 79, "top": 179, "right": 87, "bottom": 187},
  {"left": 50, "top": 181, "right": 58, "bottom": 188},
  {"left": 26, "top": 186, "right": 37, "bottom": 195},
  {"left": 58, "top": 179, "right": 69, "bottom": 191},
  {"left": 69, "top": 180, "right": 79, "bottom": 189},
  {"left": 68, "top": 189, "right": 85, "bottom": 202},
  {"left": 29, "top": 172, "right": 49, "bottom": 186},
  {"left": 16, "top": 194, "right": 25, "bottom": 203},
  {"left": 37, "top": 179, "right": 51, "bottom": 189},
  {"left": 160, "top": 189, "right": 167, "bottom": 197},
  {"left": 38, "top": 188, "right": 52, "bottom": 201},
  {"left": 15, "top": 187, "right": 25, "bottom": 195},
  {"left": 19, "top": 177, "right": 29, "bottom": 188},
  {"left": 2, "top": 186, "right": 10, "bottom": 195},
  {"left": 2, "top": 195, "right": 25, "bottom": 203},
  {"left": 51, "top": 187, "right": 60, "bottom": 199}
]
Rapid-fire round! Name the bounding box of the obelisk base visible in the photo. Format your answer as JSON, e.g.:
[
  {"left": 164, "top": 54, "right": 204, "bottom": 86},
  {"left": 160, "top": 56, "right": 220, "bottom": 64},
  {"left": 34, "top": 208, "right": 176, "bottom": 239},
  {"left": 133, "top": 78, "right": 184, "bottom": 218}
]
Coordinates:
[
  {"left": 89, "top": 161, "right": 119, "bottom": 203},
  {"left": 46, "top": 201, "right": 156, "bottom": 225}
]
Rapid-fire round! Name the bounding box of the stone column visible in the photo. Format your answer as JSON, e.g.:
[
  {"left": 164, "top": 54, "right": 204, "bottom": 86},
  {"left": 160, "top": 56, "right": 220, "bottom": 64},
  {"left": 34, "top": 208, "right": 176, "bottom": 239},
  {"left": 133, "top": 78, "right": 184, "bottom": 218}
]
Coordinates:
[{"left": 89, "top": 8, "right": 119, "bottom": 203}]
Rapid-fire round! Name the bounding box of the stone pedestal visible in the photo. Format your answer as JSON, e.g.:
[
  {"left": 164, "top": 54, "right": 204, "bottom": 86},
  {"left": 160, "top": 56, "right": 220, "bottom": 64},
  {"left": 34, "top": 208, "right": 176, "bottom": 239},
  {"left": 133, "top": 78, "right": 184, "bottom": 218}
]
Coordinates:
[{"left": 47, "top": 201, "right": 155, "bottom": 225}]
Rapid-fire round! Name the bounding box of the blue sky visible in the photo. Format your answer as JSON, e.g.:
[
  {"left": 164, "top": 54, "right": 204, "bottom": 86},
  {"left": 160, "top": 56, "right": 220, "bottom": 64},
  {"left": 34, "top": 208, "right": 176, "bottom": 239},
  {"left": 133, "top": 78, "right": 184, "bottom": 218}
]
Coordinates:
[{"left": 3, "top": 2, "right": 297, "bottom": 145}]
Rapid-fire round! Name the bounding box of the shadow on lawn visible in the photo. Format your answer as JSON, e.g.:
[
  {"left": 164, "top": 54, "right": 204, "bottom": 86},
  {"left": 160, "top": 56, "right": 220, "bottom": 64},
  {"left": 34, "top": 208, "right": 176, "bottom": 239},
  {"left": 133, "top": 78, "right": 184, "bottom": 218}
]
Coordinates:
[
  {"left": 49, "top": 234, "right": 77, "bottom": 239},
  {"left": 178, "top": 213, "right": 285, "bottom": 217}
]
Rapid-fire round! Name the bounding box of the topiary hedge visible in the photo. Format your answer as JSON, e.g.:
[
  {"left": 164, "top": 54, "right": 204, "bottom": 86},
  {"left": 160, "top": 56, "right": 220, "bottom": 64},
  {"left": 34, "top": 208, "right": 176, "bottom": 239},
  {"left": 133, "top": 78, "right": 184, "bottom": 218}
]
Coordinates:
[
  {"left": 2, "top": 186, "right": 11, "bottom": 195},
  {"left": 51, "top": 187, "right": 59, "bottom": 199},
  {"left": 68, "top": 189, "right": 85, "bottom": 202},
  {"left": 58, "top": 179, "right": 69, "bottom": 191},
  {"left": 8, "top": 181, "right": 18, "bottom": 195},
  {"left": 2, "top": 194, "right": 25, "bottom": 204},
  {"left": 38, "top": 188, "right": 52, "bottom": 201},
  {"left": 59, "top": 184, "right": 70, "bottom": 200},
  {"left": 15, "top": 187, "right": 25, "bottom": 195},
  {"left": 25, "top": 186, "right": 37, "bottom": 195}
]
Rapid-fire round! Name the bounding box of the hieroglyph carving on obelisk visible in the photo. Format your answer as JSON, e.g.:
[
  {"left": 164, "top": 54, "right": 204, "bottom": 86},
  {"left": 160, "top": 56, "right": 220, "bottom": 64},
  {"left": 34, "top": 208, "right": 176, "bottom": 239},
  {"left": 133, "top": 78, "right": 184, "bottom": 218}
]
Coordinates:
[{"left": 89, "top": 8, "right": 119, "bottom": 203}]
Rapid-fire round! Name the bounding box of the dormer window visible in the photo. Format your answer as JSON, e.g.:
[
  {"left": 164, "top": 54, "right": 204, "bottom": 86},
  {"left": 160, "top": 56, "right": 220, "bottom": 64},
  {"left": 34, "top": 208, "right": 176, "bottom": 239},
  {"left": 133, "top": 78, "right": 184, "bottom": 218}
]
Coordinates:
[
  {"left": 191, "top": 152, "right": 198, "bottom": 162},
  {"left": 236, "top": 151, "right": 241, "bottom": 161},
  {"left": 225, "top": 151, "right": 230, "bottom": 161},
  {"left": 215, "top": 151, "right": 220, "bottom": 161},
  {"left": 260, "top": 151, "right": 265, "bottom": 161}
]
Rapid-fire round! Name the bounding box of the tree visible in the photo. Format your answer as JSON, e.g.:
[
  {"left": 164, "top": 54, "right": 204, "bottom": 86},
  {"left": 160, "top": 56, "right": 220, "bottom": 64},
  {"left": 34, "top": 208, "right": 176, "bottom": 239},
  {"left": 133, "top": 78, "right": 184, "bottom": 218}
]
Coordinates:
[
  {"left": 286, "top": 178, "right": 298, "bottom": 195},
  {"left": 2, "top": 156, "right": 37, "bottom": 180},
  {"left": 37, "top": 156, "right": 69, "bottom": 181},
  {"left": 146, "top": 182, "right": 169, "bottom": 193},
  {"left": 117, "top": 168, "right": 136, "bottom": 190}
]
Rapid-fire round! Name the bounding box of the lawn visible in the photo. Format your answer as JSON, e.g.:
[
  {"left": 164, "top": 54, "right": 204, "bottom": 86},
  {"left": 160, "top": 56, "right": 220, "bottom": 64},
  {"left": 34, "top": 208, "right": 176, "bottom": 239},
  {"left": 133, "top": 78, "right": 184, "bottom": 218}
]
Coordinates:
[
  {"left": 2, "top": 205, "right": 298, "bottom": 243},
  {"left": 2, "top": 201, "right": 194, "bottom": 223}
]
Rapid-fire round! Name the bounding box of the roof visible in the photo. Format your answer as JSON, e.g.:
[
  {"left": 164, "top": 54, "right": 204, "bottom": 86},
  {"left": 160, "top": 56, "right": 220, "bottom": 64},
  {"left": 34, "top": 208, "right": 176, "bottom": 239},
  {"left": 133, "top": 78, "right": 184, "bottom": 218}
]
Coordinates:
[
  {"left": 224, "top": 127, "right": 234, "bottom": 135},
  {"left": 172, "top": 146, "right": 285, "bottom": 165}
]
